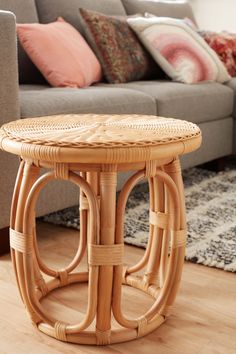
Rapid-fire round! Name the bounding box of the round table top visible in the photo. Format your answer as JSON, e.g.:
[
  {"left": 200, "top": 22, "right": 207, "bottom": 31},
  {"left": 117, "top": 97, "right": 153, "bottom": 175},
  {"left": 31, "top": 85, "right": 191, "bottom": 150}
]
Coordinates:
[{"left": 0, "top": 114, "right": 201, "bottom": 163}]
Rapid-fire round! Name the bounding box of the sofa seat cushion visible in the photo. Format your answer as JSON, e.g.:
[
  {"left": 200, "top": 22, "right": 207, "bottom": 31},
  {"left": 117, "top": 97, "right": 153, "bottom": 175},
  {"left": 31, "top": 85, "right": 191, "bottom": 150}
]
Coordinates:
[
  {"left": 35, "top": 0, "right": 126, "bottom": 35},
  {"left": 0, "top": 0, "right": 44, "bottom": 84},
  {"left": 225, "top": 78, "right": 236, "bottom": 118},
  {"left": 97, "top": 81, "right": 234, "bottom": 124},
  {"left": 19, "top": 85, "right": 156, "bottom": 118}
]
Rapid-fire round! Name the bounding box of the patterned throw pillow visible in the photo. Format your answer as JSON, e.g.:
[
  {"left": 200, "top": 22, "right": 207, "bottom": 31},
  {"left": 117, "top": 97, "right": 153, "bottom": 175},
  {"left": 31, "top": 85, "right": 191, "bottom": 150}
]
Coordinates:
[
  {"left": 78, "top": 8, "right": 154, "bottom": 83},
  {"left": 199, "top": 30, "right": 236, "bottom": 77},
  {"left": 127, "top": 16, "right": 231, "bottom": 84}
]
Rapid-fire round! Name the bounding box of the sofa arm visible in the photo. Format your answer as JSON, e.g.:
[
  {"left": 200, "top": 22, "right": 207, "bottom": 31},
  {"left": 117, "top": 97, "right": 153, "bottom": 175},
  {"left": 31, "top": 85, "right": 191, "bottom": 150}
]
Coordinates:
[
  {"left": 0, "top": 11, "right": 20, "bottom": 231},
  {"left": 0, "top": 11, "right": 20, "bottom": 124}
]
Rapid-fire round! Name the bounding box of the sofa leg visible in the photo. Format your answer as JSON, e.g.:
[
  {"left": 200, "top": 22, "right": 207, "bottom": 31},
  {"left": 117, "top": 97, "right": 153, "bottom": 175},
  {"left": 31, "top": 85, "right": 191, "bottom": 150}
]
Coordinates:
[
  {"left": 0, "top": 227, "right": 10, "bottom": 255},
  {"left": 200, "top": 157, "right": 227, "bottom": 172}
]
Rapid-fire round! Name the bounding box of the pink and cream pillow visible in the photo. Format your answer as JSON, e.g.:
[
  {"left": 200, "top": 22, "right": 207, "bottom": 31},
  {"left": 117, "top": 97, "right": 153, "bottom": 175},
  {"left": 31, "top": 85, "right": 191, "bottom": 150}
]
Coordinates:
[
  {"left": 127, "top": 16, "right": 231, "bottom": 84},
  {"left": 17, "top": 17, "right": 102, "bottom": 88}
]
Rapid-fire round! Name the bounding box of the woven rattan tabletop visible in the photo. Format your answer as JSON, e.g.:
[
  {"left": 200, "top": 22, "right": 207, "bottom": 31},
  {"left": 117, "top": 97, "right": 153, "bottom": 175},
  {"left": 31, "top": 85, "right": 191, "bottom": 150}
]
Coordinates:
[{"left": 0, "top": 114, "right": 201, "bottom": 163}]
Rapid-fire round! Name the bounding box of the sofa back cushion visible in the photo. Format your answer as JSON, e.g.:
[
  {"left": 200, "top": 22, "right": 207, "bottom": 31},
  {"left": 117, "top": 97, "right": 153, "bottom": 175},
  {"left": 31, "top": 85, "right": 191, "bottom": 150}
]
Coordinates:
[
  {"left": 35, "top": 0, "right": 126, "bottom": 35},
  {"left": 0, "top": 0, "right": 45, "bottom": 84},
  {"left": 122, "top": 0, "right": 197, "bottom": 25}
]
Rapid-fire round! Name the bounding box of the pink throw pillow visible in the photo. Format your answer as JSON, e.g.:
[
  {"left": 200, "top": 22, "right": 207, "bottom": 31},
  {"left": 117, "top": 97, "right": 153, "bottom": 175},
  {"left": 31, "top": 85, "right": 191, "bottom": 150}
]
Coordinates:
[{"left": 17, "top": 18, "right": 102, "bottom": 88}]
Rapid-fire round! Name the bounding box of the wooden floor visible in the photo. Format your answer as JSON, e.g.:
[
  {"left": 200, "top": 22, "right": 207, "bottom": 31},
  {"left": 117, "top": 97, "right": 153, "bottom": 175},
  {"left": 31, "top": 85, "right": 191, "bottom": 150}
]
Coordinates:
[{"left": 0, "top": 222, "right": 236, "bottom": 354}]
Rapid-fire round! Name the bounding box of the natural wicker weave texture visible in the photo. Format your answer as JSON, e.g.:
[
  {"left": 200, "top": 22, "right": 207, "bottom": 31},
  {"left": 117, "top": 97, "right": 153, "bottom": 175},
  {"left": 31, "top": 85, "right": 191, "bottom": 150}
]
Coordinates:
[
  {"left": 0, "top": 114, "right": 201, "bottom": 163},
  {"left": 0, "top": 114, "right": 202, "bottom": 345}
]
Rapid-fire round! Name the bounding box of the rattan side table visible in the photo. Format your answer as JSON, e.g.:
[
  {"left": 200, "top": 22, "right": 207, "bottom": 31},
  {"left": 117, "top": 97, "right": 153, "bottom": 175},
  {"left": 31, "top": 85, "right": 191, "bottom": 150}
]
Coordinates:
[{"left": 0, "top": 114, "right": 201, "bottom": 345}]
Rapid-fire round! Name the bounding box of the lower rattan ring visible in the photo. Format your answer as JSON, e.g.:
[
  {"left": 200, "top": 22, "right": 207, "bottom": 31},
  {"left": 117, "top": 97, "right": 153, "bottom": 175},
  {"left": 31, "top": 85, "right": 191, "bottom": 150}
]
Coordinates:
[{"left": 36, "top": 272, "right": 165, "bottom": 345}]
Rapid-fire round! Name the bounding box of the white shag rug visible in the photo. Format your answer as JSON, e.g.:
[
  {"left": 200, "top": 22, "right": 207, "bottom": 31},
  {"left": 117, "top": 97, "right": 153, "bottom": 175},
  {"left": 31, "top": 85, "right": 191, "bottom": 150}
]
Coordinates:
[{"left": 41, "top": 164, "right": 236, "bottom": 272}]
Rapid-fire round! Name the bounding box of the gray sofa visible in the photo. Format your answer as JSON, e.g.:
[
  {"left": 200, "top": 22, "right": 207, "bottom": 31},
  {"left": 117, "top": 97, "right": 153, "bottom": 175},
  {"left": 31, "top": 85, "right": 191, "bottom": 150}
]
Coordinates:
[{"left": 0, "top": 0, "right": 235, "bottom": 231}]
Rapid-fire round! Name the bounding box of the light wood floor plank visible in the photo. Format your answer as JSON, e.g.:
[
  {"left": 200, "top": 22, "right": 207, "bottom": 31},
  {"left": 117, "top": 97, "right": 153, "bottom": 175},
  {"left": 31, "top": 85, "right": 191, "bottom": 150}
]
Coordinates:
[{"left": 0, "top": 222, "right": 235, "bottom": 354}]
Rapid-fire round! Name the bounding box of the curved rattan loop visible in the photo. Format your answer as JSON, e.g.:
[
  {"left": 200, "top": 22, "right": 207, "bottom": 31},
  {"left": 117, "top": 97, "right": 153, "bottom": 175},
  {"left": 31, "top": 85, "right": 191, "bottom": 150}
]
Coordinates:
[
  {"left": 139, "top": 170, "right": 181, "bottom": 322},
  {"left": 116, "top": 170, "right": 153, "bottom": 274},
  {"left": 144, "top": 174, "right": 165, "bottom": 286},
  {"left": 112, "top": 169, "right": 162, "bottom": 329},
  {"left": 22, "top": 170, "right": 100, "bottom": 331},
  {"left": 10, "top": 160, "right": 25, "bottom": 229},
  {"left": 10, "top": 163, "right": 42, "bottom": 324},
  {"left": 32, "top": 173, "right": 61, "bottom": 278},
  {"left": 113, "top": 170, "right": 147, "bottom": 329},
  {"left": 113, "top": 169, "right": 181, "bottom": 330},
  {"left": 31, "top": 172, "right": 99, "bottom": 276},
  {"left": 10, "top": 160, "right": 25, "bottom": 303}
]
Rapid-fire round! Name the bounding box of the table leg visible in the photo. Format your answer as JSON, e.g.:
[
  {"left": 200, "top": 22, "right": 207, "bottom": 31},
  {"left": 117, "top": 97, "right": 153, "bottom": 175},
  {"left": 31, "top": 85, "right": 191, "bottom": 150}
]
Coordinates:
[{"left": 96, "top": 168, "right": 117, "bottom": 345}]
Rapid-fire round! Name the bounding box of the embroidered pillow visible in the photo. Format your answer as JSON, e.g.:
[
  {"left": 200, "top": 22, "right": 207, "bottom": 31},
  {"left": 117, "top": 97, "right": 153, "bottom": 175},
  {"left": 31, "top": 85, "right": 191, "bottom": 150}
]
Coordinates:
[
  {"left": 78, "top": 8, "right": 154, "bottom": 83},
  {"left": 17, "top": 17, "right": 102, "bottom": 88},
  {"left": 199, "top": 30, "right": 236, "bottom": 77},
  {"left": 127, "top": 16, "right": 231, "bottom": 84}
]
